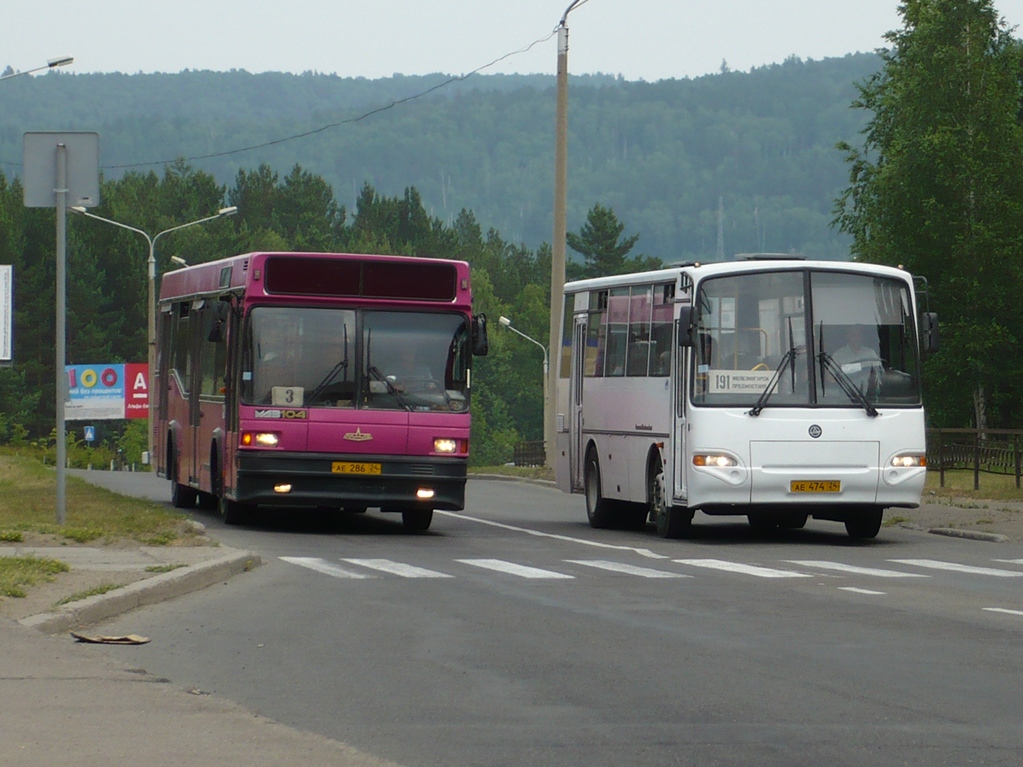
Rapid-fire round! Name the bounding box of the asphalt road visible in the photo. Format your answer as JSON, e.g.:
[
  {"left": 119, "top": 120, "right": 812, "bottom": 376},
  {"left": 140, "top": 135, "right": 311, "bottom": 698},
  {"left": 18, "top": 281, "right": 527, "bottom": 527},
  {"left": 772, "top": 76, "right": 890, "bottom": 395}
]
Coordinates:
[{"left": 90, "top": 475, "right": 1023, "bottom": 767}]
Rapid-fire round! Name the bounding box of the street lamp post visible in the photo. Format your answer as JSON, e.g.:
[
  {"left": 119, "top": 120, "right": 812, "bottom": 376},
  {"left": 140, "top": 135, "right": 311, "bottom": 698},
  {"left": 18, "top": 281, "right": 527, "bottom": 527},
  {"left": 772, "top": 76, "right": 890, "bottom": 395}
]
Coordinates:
[
  {"left": 499, "top": 316, "right": 551, "bottom": 466},
  {"left": 69, "top": 205, "right": 238, "bottom": 459},
  {"left": 548, "top": 0, "right": 585, "bottom": 470},
  {"left": 0, "top": 56, "right": 74, "bottom": 82}
]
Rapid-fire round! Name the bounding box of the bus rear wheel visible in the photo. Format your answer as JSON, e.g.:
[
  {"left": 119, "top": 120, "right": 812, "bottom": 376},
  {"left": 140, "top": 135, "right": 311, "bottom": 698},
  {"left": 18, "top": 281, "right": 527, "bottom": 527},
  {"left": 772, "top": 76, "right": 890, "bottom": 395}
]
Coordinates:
[
  {"left": 401, "top": 509, "right": 433, "bottom": 532},
  {"left": 584, "top": 451, "right": 616, "bottom": 529}
]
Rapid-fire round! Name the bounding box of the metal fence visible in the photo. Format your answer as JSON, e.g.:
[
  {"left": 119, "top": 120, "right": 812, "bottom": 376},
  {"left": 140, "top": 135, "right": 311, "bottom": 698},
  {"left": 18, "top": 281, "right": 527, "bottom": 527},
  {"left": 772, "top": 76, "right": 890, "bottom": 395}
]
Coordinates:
[
  {"left": 512, "top": 440, "right": 546, "bottom": 468},
  {"left": 926, "top": 428, "right": 1023, "bottom": 490}
]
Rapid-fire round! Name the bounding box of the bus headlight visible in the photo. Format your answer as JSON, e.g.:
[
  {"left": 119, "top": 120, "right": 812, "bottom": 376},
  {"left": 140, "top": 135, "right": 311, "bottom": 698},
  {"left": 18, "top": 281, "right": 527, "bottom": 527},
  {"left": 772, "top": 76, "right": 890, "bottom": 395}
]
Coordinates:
[
  {"left": 433, "top": 438, "right": 465, "bottom": 454},
  {"left": 241, "top": 431, "right": 280, "bottom": 448},
  {"left": 890, "top": 453, "right": 927, "bottom": 468},
  {"left": 693, "top": 453, "right": 738, "bottom": 468}
]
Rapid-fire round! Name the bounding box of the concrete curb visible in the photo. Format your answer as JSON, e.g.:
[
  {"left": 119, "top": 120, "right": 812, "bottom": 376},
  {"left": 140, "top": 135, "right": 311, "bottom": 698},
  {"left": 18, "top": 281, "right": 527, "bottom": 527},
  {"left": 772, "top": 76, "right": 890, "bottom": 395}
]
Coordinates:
[
  {"left": 469, "top": 473, "right": 557, "bottom": 487},
  {"left": 928, "top": 527, "right": 1010, "bottom": 543},
  {"left": 18, "top": 549, "right": 262, "bottom": 634}
]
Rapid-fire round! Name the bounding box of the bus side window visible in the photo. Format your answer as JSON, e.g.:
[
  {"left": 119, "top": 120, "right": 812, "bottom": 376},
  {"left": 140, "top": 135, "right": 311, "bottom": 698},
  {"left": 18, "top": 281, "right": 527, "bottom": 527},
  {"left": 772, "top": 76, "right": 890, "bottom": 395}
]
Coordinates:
[{"left": 171, "top": 302, "right": 191, "bottom": 394}]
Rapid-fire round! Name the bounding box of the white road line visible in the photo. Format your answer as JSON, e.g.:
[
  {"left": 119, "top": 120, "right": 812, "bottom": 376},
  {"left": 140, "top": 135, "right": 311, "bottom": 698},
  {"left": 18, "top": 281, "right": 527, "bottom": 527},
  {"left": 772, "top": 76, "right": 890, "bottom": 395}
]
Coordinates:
[
  {"left": 457, "top": 559, "right": 575, "bottom": 579},
  {"left": 280, "top": 556, "right": 373, "bottom": 580},
  {"left": 839, "top": 587, "right": 887, "bottom": 595},
  {"left": 341, "top": 558, "right": 453, "bottom": 578},
  {"left": 564, "top": 560, "right": 689, "bottom": 578},
  {"left": 435, "top": 510, "right": 669, "bottom": 559},
  {"left": 786, "top": 561, "right": 929, "bottom": 578},
  {"left": 889, "top": 559, "right": 1023, "bottom": 577},
  {"left": 983, "top": 608, "right": 1023, "bottom": 617},
  {"left": 673, "top": 559, "right": 813, "bottom": 579},
  {"left": 993, "top": 559, "right": 1023, "bottom": 565}
]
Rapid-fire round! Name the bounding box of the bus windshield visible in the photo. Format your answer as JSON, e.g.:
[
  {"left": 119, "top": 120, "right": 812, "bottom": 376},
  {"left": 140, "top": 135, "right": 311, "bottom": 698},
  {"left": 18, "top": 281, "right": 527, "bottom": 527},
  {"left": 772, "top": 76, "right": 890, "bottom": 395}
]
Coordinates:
[
  {"left": 692, "top": 269, "right": 921, "bottom": 409},
  {"left": 241, "top": 307, "right": 470, "bottom": 412}
]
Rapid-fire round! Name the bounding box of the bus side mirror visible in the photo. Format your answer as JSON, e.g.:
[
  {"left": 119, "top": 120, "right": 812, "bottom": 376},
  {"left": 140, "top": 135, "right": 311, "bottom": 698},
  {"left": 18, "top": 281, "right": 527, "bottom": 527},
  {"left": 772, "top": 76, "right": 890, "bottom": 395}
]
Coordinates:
[
  {"left": 208, "top": 300, "right": 230, "bottom": 343},
  {"left": 677, "top": 306, "right": 694, "bottom": 348},
  {"left": 921, "top": 311, "right": 939, "bottom": 354},
  {"left": 472, "top": 313, "right": 489, "bottom": 356}
]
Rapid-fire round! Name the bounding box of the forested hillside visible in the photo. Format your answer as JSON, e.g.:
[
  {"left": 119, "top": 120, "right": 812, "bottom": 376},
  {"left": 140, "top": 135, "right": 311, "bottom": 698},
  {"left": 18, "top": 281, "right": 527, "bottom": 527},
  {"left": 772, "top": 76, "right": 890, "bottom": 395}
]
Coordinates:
[
  {"left": 0, "top": 54, "right": 890, "bottom": 461},
  {"left": 0, "top": 54, "right": 880, "bottom": 261}
]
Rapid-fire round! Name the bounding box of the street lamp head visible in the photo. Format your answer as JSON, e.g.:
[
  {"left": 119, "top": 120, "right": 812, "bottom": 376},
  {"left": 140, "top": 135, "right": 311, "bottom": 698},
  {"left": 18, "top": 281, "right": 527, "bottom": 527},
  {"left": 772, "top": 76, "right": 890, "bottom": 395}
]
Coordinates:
[
  {"left": 48, "top": 56, "right": 74, "bottom": 69},
  {"left": 499, "top": 316, "right": 512, "bottom": 327},
  {"left": 218, "top": 206, "right": 238, "bottom": 217},
  {"left": 69, "top": 206, "right": 86, "bottom": 214},
  {"left": 170, "top": 256, "right": 189, "bottom": 268}
]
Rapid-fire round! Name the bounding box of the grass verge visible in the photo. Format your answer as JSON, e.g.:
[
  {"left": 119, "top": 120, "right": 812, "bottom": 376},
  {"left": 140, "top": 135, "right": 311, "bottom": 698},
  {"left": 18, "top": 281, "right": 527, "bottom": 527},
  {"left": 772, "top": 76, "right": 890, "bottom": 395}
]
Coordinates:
[
  {"left": 0, "top": 556, "right": 70, "bottom": 598},
  {"left": 0, "top": 452, "right": 204, "bottom": 547},
  {"left": 924, "top": 469, "right": 1023, "bottom": 502}
]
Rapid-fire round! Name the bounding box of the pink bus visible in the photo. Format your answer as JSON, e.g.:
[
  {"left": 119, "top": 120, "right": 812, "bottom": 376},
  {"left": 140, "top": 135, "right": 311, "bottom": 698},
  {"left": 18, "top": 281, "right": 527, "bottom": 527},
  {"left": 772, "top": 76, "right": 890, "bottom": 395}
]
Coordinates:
[{"left": 154, "top": 251, "right": 489, "bottom": 530}]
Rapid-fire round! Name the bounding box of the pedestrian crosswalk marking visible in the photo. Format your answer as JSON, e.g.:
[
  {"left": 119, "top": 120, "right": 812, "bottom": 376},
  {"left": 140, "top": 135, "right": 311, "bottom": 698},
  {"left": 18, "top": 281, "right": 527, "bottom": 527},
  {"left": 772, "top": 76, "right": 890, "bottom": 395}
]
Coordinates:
[
  {"left": 889, "top": 559, "right": 1023, "bottom": 577},
  {"left": 280, "top": 555, "right": 1023, "bottom": 585},
  {"left": 280, "top": 557, "right": 373, "bottom": 579},
  {"left": 839, "top": 587, "right": 886, "bottom": 595},
  {"left": 341, "top": 558, "right": 453, "bottom": 578},
  {"left": 787, "top": 561, "right": 929, "bottom": 578},
  {"left": 564, "top": 560, "right": 689, "bottom": 578},
  {"left": 457, "top": 559, "right": 574, "bottom": 579},
  {"left": 673, "top": 559, "right": 812, "bottom": 579}
]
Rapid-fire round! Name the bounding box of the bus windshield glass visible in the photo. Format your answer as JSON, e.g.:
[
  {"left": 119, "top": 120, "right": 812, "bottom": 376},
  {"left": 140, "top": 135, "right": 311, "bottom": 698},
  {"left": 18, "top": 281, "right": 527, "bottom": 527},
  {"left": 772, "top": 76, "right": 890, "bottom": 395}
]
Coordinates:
[
  {"left": 692, "top": 269, "right": 921, "bottom": 409},
  {"left": 241, "top": 307, "right": 469, "bottom": 412}
]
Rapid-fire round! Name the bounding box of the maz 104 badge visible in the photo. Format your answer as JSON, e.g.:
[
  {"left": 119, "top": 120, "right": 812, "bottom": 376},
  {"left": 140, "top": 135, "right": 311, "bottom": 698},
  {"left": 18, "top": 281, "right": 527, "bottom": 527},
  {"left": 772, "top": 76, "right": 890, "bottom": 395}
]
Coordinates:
[{"left": 254, "top": 409, "right": 307, "bottom": 419}]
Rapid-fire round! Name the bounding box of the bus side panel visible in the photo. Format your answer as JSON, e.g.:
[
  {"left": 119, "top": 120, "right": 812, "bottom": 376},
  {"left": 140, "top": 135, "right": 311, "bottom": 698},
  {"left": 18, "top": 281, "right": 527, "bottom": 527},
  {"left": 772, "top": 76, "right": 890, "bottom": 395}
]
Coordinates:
[{"left": 581, "top": 377, "right": 672, "bottom": 503}]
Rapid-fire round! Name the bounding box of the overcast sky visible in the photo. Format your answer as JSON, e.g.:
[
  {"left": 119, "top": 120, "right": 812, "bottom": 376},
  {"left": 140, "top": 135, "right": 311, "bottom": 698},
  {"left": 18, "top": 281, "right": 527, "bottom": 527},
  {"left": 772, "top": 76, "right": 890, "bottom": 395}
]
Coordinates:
[{"left": 5, "top": 0, "right": 1023, "bottom": 83}]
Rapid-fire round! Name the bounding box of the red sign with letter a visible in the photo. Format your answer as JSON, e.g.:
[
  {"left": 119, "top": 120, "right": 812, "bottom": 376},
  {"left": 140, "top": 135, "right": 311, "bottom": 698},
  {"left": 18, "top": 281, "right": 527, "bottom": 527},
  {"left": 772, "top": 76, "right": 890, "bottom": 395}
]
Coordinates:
[{"left": 125, "top": 363, "right": 149, "bottom": 419}]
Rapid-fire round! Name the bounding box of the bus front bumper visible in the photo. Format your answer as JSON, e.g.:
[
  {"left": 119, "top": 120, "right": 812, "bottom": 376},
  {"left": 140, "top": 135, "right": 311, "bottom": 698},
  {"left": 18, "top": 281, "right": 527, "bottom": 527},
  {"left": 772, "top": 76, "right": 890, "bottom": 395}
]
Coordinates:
[{"left": 232, "top": 451, "right": 467, "bottom": 510}]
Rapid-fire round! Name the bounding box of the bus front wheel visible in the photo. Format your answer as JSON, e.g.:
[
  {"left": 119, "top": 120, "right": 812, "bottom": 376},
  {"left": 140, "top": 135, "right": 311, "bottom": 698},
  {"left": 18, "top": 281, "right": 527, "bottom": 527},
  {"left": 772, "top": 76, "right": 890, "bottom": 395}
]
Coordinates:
[
  {"left": 844, "top": 508, "right": 883, "bottom": 539},
  {"left": 219, "top": 496, "right": 253, "bottom": 526},
  {"left": 401, "top": 509, "right": 433, "bottom": 532}
]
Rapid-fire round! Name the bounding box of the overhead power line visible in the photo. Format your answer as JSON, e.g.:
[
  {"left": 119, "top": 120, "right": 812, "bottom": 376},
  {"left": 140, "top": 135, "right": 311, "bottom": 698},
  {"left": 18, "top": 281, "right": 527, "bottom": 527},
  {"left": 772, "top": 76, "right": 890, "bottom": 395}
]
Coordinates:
[{"left": 112, "top": 32, "right": 557, "bottom": 171}]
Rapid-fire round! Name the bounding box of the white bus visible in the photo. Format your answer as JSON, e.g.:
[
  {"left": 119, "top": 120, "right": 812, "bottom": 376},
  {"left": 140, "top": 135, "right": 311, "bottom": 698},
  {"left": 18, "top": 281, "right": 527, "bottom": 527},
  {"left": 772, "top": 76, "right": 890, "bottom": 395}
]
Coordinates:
[{"left": 554, "top": 258, "right": 938, "bottom": 539}]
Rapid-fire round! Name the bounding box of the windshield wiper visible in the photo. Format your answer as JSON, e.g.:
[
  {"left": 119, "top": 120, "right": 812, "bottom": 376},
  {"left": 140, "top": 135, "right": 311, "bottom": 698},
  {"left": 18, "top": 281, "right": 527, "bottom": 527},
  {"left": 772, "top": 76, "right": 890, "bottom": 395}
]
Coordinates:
[
  {"left": 747, "top": 346, "right": 798, "bottom": 417},
  {"left": 367, "top": 364, "right": 412, "bottom": 411},
  {"left": 818, "top": 351, "right": 879, "bottom": 417},
  {"left": 308, "top": 326, "right": 350, "bottom": 403}
]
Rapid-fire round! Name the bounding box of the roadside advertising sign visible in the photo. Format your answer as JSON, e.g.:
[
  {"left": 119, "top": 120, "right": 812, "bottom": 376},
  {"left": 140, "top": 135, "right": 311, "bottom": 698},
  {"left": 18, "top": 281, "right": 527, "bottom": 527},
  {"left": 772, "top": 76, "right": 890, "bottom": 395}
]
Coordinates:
[{"left": 65, "top": 363, "right": 149, "bottom": 420}]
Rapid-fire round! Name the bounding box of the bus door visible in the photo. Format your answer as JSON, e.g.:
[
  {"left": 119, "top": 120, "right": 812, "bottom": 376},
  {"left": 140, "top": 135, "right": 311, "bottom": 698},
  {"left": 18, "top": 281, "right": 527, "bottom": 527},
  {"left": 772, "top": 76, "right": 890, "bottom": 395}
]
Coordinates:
[
  {"left": 188, "top": 299, "right": 205, "bottom": 487},
  {"left": 569, "top": 315, "right": 587, "bottom": 492},
  {"left": 672, "top": 313, "right": 690, "bottom": 504}
]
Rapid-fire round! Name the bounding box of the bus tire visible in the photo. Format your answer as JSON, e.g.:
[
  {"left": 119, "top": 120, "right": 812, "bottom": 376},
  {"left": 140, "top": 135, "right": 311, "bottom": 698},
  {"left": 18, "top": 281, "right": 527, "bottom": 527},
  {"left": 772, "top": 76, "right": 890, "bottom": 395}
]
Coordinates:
[
  {"left": 777, "top": 511, "right": 808, "bottom": 529},
  {"left": 402, "top": 509, "right": 433, "bottom": 532},
  {"left": 219, "top": 496, "right": 253, "bottom": 526},
  {"left": 845, "top": 508, "right": 883, "bottom": 539},
  {"left": 584, "top": 450, "right": 616, "bottom": 529},
  {"left": 168, "top": 442, "right": 198, "bottom": 509}
]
